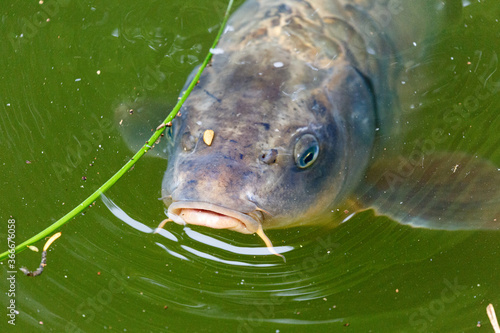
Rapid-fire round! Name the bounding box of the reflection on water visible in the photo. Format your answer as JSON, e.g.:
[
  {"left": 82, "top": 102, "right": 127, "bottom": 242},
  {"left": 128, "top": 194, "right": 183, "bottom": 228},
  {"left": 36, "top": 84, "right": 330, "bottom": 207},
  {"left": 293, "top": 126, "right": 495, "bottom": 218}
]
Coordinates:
[
  {"left": 99, "top": 194, "right": 479, "bottom": 329},
  {"left": 183, "top": 228, "right": 293, "bottom": 256},
  {"left": 102, "top": 193, "right": 287, "bottom": 266}
]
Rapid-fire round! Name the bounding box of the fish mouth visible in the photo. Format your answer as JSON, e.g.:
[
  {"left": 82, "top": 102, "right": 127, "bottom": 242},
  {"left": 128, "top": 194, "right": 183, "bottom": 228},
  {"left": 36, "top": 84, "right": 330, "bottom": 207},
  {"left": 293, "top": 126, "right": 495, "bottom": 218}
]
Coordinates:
[
  {"left": 167, "top": 201, "right": 262, "bottom": 234},
  {"left": 161, "top": 201, "right": 285, "bottom": 261}
]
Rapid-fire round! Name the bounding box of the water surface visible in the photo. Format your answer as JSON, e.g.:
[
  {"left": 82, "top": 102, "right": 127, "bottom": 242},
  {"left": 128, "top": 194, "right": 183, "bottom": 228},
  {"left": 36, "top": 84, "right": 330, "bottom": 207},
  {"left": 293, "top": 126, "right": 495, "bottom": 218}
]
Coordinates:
[{"left": 1, "top": 0, "right": 499, "bottom": 332}]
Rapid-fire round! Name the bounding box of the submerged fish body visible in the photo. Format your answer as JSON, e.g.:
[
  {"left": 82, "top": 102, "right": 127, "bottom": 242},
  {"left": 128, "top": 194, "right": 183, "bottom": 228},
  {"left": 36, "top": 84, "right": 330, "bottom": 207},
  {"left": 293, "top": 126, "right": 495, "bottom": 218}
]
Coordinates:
[{"left": 156, "top": 0, "right": 499, "bottom": 241}]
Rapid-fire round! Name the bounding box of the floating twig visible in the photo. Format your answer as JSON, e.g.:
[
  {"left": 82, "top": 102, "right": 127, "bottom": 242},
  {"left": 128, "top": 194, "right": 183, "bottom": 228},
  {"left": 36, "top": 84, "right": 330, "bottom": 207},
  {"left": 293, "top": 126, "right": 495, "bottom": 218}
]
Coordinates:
[
  {"left": 20, "top": 232, "right": 62, "bottom": 277},
  {"left": 487, "top": 304, "right": 500, "bottom": 333}
]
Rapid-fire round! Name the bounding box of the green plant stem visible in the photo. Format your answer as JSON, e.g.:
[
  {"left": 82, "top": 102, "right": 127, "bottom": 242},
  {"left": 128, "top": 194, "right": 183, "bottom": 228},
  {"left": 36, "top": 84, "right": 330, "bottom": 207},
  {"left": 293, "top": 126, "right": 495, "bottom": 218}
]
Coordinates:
[{"left": 0, "top": 0, "right": 234, "bottom": 262}]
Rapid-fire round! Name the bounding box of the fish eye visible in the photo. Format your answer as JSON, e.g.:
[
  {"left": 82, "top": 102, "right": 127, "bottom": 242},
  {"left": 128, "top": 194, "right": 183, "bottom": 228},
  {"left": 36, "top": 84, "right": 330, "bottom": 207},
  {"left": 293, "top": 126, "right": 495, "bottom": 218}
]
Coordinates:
[{"left": 294, "top": 134, "right": 319, "bottom": 169}]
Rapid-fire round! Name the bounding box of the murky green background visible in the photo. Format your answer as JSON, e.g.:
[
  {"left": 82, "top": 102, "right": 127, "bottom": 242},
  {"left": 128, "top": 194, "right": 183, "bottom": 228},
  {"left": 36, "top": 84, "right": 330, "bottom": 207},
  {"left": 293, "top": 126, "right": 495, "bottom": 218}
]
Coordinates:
[{"left": 1, "top": 0, "right": 499, "bottom": 332}]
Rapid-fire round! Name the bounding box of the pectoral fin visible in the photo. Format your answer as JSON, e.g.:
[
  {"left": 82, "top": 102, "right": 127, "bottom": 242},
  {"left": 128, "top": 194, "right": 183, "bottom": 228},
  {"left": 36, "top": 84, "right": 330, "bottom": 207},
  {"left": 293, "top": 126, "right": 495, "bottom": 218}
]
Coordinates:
[
  {"left": 357, "top": 152, "right": 500, "bottom": 230},
  {"left": 115, "top": 99, "right": 171, "bottom": 159}
]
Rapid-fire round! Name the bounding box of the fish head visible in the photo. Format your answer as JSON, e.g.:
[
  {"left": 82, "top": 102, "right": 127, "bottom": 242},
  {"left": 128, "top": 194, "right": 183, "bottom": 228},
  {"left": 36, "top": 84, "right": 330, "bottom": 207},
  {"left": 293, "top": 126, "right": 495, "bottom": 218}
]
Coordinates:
[{"left": 162, "top": 41, "right": 376, "bottom": 235}]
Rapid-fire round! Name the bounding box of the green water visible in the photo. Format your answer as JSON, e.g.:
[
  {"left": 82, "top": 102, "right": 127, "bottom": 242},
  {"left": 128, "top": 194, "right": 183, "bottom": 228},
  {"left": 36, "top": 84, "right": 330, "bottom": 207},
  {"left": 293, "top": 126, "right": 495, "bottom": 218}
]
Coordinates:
[{"left": 1, "top": 0, "right": 499, "bottom": 332}]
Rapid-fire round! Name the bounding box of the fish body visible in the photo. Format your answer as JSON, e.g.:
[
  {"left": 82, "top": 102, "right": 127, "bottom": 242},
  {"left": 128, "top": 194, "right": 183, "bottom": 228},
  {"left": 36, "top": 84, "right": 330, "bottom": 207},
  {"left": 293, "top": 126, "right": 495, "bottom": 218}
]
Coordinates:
[{"left": 154, "top": 0, "right": 499, "bottom": 244}]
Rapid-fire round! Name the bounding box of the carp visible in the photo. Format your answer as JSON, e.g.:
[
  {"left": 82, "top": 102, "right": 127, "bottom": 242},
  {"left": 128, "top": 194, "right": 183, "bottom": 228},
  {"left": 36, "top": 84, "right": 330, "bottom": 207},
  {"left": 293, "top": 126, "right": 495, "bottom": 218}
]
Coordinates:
[{"left": 119, "top": 0, "right": 499, "bottom": 255}]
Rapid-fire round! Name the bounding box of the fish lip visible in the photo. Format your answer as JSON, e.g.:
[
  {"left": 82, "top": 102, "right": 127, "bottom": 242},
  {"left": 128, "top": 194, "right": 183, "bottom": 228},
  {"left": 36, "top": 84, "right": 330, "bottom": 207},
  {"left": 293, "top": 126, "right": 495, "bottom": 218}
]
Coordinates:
[{"left": 167, "top": 201, "right": 261, "bottom": 234}]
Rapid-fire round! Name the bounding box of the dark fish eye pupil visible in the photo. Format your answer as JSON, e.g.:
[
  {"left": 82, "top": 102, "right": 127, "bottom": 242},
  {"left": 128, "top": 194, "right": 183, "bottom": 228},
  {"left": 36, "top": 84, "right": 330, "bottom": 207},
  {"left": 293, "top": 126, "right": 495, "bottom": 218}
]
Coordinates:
[{"left": 303, "top": 150, "right": 314, "bottom": 165}]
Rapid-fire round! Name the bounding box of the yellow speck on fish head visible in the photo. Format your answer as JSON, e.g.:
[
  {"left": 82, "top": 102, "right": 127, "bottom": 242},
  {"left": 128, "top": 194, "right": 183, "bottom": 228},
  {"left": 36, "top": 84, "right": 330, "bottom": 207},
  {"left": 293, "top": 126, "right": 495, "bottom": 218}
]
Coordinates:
[{"left": 203, "top": 129, "right": 215, "bottom": 146}]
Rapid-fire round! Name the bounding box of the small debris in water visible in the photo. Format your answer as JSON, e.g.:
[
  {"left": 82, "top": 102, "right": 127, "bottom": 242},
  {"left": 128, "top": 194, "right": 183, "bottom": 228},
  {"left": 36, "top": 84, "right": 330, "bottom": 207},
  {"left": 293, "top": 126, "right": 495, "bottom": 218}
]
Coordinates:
[
  {"left": 27, "top": 245, "right": 39, "bottom": 252},
  {"left": 203, "top": 129, "right": 215, "bottom": 146}
]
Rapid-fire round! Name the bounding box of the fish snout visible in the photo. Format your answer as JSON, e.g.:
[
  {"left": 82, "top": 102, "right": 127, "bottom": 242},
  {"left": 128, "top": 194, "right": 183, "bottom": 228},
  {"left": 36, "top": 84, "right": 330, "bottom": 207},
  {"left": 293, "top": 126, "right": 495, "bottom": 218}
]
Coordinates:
[
  {"left": 165, "top": 153, "right": 265, "bottom": 233},
  {"left": 169, "top": 151, "right": 259, "bottom": 201}
]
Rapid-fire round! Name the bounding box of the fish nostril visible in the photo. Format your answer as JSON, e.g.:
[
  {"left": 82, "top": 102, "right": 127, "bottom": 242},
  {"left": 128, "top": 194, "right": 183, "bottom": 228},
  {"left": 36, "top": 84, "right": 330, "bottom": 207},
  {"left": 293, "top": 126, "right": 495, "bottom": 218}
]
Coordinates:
[
  {"left": 259, "top": 149, "right": 278, "bottom": 164},
  {"left": 181, "top": 131, "right": 197, "bottom": 151}
]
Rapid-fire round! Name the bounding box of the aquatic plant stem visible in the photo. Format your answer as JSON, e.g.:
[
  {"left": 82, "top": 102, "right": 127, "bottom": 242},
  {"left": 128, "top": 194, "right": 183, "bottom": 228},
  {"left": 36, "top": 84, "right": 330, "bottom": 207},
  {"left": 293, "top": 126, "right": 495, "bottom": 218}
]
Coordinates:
[{"left": 0, "top": 0, "right": 234, "bottom": 262}]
